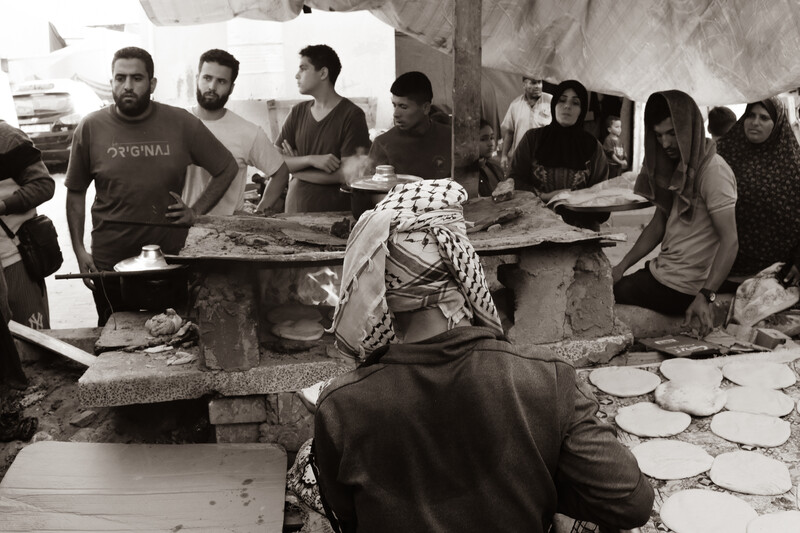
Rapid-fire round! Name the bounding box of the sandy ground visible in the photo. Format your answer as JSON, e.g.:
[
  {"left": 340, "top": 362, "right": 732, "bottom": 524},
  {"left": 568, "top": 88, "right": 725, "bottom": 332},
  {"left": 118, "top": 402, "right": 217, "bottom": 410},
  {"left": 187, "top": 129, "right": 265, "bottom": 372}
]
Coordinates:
[{"left": 1, "top": 181, "right": 654, "bottom": 483}]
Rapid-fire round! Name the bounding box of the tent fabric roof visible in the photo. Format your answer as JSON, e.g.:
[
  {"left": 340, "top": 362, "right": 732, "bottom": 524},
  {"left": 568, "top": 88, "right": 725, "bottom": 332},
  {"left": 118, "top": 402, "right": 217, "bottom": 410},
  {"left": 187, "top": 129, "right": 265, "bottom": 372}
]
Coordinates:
[{"left": 139, "top": 0, "right": 800, "bottom": 106}]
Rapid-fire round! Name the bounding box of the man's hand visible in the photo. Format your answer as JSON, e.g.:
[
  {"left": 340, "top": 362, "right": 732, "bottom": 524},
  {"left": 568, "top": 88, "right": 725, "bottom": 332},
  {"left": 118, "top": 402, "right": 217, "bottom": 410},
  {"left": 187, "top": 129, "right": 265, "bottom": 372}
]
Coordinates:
[
  {"left": 75, "top": 248, "right": 97, "bottom": 290},
  {"left": 280, "top": 140, "right": 298, "bottom": 157},
  {"left": 166, "top": 192, "right": 196, "bottom": 226},
  {"left": 611, "top": 263, "right": 627, "bottom": 284},
  {"left": 309, "top": 154, "right": 341, "bottom": 173},
  {"left": 784, "top": 264, "right": 800, "bottom": 286},
  {"left": 500, "top": 153, "right": 510, "bottom": 173},
  {"left": 683, "top": 294, "right": 714, "bottom": 337}
]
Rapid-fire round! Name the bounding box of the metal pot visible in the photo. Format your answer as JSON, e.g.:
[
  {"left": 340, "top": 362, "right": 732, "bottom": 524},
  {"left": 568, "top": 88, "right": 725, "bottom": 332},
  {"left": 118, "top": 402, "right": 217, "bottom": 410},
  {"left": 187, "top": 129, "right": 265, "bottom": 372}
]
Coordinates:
[
  {"left": 55, "top": 245, "right": 188, "bottom": 312},
  {"left": 345, "top": 166, "right": 422, "bottom": 219}
]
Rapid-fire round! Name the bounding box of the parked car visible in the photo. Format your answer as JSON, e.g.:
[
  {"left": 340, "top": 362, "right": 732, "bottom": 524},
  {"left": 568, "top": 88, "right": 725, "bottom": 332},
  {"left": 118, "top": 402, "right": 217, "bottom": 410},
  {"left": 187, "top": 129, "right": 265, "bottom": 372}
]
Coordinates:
[{"left": 13, "top": 79, "right": 104, "bottom": 167}]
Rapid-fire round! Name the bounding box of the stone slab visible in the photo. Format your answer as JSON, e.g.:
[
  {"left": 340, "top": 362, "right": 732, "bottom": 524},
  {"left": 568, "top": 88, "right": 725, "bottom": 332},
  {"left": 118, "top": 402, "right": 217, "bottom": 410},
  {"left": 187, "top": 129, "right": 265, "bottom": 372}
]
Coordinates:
[
  {"left": 615, "top": 294, "right": 734, "bottom": 339},
  {"left": 78, "top": 349, "right": 352, "bottom": 408},
  {"left": 95, "top": 311, "right": 158, "bottom": 353},
  {"left": 215, "top": 422, "right": 261, "bottom": 443},
  {"left": 531, "top": 328, "right": 634, "bottom": 367}
]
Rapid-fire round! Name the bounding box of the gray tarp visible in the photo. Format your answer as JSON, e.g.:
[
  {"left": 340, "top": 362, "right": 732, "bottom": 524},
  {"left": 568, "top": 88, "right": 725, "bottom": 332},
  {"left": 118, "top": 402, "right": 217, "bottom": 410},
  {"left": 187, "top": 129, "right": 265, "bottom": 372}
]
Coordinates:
[{"left": 139, "top": 0, "right": 800, "bottom": 106}]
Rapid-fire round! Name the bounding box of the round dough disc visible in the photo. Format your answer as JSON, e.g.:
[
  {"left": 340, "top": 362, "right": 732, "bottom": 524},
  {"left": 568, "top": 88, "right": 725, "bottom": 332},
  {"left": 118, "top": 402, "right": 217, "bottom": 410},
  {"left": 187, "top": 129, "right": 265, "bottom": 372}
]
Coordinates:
[
  {"left": 615, "top": 402, "right": 691, "bottom": 437},
  {"left": 266, "top": 303, "right": 323, "bottom": 325},
  {"left": 722, "top": 361, "right": 796, "bottom": 389},
  {"left": 709, "top": 450, "right": 792, "bottom": 495},
  {"left": 724, "top": 386, "right": 795, "bottom": 417},
  {"left": 654, "top": 381, "right": 727, "bottom": 416},
  {"left": 660, "top": 358, "right": 723, "bottom": 387},
  {"left": 660, "top": 489, "right": 756, "bottom": 533},
  {"left": 747, "top": 510, "right": 800, "bottom": 533},
  {"left": 588, "top": 367, "right": 660, "bottom": 397},
  {"left": 710, "top": 411, "right": 791, "bottom": 447},
  {"left": 631, "top": 439, "right": 713, "bottom": 480},
  {"left": 271, "top": 318, "right": 325, "bottom": 341}
]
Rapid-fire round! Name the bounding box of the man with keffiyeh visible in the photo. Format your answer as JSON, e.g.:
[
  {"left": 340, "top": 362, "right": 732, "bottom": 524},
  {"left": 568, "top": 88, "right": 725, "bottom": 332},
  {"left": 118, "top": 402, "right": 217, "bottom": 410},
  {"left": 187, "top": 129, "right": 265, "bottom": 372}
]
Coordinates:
[
  {"left": 612, "top": 91, "right": 739, "bottom": 336},
  {"left": 312, "top": 179, "right": 653, "bottom": 533}
]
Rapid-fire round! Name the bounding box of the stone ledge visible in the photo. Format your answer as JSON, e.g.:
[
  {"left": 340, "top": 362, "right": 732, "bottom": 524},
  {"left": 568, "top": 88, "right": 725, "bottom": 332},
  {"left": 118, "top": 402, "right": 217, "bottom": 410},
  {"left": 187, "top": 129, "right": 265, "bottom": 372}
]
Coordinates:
[
  {"left": 615, "top": 294, "right": 734, "bottom": 339},
  {"left": 78, "top": 350, "right": 352, "bottom": 408}
]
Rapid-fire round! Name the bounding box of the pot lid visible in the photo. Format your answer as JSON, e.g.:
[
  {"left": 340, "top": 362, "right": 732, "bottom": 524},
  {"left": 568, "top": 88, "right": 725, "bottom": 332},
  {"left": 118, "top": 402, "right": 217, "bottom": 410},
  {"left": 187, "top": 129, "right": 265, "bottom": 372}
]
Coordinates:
[
  {"left": 114, "top": 245, "right": 183, "bottom": 272},
  {"left": 350, "top": 173, "right": 422, "bottom": 193}
]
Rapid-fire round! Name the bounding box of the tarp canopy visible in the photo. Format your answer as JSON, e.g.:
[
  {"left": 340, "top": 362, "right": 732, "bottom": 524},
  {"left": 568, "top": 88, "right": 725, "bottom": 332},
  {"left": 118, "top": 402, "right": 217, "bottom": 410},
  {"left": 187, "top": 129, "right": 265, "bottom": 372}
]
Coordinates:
[{"left": 139, "top": 0, "right": 800, "bottom": 106}]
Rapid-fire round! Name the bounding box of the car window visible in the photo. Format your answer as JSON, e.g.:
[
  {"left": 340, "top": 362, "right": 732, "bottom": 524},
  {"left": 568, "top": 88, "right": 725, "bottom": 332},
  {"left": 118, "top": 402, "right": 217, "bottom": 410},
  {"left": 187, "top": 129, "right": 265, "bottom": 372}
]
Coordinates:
[{"left": 13, "top": 93, "right": 74, "bottom": 117}]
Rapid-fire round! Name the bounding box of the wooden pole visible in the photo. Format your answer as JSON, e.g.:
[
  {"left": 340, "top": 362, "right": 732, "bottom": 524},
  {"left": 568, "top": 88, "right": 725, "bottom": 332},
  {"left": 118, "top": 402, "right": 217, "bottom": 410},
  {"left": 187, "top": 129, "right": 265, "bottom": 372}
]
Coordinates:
[{"left": 452, "top": 0, "right": 481, "bottom": 198}]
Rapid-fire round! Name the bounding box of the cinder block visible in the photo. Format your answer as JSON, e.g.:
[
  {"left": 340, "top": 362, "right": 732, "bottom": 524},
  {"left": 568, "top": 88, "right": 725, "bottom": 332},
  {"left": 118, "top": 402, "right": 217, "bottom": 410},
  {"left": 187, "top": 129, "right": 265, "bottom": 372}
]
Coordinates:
[
  {"left": 208, "top": 396, "right": 268, "bottom": 425},
  {"left": 196, "top": 268, "right": 260, "bottom": 371},
  {"left": 214, "top": 423, "right": 261, "bottom": 443}
]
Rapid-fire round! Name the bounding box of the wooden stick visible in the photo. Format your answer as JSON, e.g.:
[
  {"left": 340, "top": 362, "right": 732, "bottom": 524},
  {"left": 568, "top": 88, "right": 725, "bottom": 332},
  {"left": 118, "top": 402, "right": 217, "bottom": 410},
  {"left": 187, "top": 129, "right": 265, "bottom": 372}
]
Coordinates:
[{"left": 8, "top": 321, "right": 96, "bottom": 367}]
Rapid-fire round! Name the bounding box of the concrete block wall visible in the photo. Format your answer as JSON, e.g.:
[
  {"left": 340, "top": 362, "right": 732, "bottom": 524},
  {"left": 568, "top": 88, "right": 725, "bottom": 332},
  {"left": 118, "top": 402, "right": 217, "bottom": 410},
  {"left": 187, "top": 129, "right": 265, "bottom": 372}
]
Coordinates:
[
  {"left": 502, "top": 244, "right": 615, "bottom": 345},
  {"left": 211, "top": 393, "right": 313, "bottom": 453}
]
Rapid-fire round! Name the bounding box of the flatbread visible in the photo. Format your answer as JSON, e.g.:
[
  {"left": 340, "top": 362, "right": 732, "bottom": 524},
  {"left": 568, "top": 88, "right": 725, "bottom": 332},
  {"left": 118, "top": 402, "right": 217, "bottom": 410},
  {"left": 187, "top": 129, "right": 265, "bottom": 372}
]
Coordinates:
[
  {"left": 709, "top": 450, "right": 792, "bottom": 495},
  {"left": 266, "top": 303, "right": 323, "bottom": 325},
  {"left": 724, "top": 386, "right": 795, "bottom": 417},
  {"left": 659, "top": 358, "right": 723, "bottom": 386},
  {"left": 615, "top": 402, "right": 691, "bottom": 437},
  {"left": 710, "top": 411, "right": 791, "bottom": 447},
  {"left": 631, "top": 439, "right": 713, "bottom": 480},
  {"left": 588, "top": 367, "right": 660, "bottom": 397},
  {"left": 747, "top": 510, "right": 800, "bottom": 533},
  {"left": 660, "top": 489, "right": 757, "bottom": 533},
  {"left": 271, "top": 318, "right": 325, "bottom": 341},
  {"left": 722, "top": 361, "right": 796, "bottom": 389},
  {"left": 654, "top": 381, "right": 727, "bottom": 416}
]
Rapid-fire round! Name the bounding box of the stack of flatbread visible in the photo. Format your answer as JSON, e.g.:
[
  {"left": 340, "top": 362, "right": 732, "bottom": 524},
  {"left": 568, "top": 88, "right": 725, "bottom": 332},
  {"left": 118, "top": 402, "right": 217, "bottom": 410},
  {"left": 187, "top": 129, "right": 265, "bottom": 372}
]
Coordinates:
[{"left": 268, "top": 303, "right": 326, "bottom": 341}]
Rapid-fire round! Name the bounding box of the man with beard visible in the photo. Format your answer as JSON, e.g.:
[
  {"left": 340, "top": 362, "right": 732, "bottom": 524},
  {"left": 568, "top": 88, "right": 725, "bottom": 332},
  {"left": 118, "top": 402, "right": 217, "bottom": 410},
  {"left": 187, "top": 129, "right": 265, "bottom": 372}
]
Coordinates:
[
  {"left": 65, "top": 47, "right": 238, "bottom": 326},
  {"left": 183, "top": 49, "right": 290, "bottom": 215},
  {"left": 279, "top": 44, "right": 371, "bottom": 213},
  {"left": 499, "top": 76, "right": 552, "bottom": 172}
]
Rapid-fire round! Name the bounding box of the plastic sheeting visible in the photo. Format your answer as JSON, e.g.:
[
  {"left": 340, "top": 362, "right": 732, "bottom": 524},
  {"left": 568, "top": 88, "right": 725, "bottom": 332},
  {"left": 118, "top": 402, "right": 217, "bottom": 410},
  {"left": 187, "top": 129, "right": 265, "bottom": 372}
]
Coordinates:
[{"left": 139, "top": 0, "right": 800, "bottom": 106}]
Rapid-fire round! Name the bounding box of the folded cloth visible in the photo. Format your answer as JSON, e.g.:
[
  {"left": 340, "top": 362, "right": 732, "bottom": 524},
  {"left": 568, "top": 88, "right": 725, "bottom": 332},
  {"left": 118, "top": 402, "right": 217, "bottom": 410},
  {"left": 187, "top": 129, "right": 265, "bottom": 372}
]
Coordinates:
[{"left": 331, "top": 179, "right": 503, "bottom": 358}]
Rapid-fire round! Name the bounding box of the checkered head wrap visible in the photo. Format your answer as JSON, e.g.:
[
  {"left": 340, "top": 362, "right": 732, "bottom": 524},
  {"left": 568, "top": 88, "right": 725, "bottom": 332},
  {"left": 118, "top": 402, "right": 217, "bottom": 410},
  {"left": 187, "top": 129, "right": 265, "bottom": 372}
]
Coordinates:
[{"left": 331, "top": 179, "right": 502, "bottom": 359}]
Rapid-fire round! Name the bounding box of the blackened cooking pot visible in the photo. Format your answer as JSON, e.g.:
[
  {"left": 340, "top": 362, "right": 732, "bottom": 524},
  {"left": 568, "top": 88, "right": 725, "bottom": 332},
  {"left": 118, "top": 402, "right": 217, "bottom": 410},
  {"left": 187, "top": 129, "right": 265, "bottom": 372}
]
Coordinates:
[{"left": 344, "top": 166, "right": 422, "bottom": 219}]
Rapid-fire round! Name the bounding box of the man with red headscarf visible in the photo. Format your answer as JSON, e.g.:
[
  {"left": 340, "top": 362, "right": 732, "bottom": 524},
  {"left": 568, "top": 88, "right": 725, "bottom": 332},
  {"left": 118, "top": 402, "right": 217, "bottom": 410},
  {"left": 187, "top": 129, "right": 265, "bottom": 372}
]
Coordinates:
[{"left": 612, "top": 91, "right": 739, "bottom": 335}]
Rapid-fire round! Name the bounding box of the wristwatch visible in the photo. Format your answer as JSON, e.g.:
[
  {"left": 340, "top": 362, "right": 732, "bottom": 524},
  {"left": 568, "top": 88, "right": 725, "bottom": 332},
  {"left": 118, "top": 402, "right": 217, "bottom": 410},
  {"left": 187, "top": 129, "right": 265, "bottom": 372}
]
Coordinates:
[{"left": 699, "top": 288, "right": 716, "bottom": 303}]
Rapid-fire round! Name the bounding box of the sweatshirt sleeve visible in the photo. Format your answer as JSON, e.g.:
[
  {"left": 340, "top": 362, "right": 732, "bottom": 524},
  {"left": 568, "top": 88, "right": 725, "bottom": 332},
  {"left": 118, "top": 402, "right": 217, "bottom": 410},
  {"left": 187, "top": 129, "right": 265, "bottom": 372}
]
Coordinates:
[
  {"left": 553, "top": 363, "right": 654, "bottom": 529},
  {"left": 0, "top": 127, "right": 55, "bottom": 213}
]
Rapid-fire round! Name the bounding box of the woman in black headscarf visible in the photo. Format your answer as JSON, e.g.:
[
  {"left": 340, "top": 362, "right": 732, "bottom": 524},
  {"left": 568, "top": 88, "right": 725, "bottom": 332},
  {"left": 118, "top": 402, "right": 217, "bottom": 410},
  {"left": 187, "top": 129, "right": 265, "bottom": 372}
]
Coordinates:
[
  {"left": 716, "top": 96, "right": 800, "bottom": 286},
  {"left": 508, "top": 79, "right": 609, "bottom": 228}
]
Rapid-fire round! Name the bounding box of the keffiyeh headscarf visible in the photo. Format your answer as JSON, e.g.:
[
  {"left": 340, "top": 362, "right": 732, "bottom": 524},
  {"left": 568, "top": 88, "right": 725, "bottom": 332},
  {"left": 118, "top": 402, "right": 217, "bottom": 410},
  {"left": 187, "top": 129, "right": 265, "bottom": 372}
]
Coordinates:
[
  {"left": 331, "top": 179, "right": 503, "bottom": 359},
  {"left": 634, "top": 91, "right": 716, "bottom": 221},
  {"left": 717, "top": 96, "right": 800, "bottom": 276}
]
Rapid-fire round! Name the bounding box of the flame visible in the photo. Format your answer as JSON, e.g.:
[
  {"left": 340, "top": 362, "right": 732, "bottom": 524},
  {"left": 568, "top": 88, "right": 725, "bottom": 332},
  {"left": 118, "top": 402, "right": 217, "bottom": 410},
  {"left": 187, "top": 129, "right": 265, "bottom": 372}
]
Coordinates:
[{"left": 305, "top": 267, "right": 340, "bottom": 307}]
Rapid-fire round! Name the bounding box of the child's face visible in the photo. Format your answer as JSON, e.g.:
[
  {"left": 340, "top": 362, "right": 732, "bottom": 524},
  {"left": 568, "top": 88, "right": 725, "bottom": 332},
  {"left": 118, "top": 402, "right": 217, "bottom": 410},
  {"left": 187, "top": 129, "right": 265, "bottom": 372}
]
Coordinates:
[
  {"left": 479, "top": 125, "right": 495, "bottom": 158},
  {"left": 609, "top": 120, "right": 622, "bottom": 137}
]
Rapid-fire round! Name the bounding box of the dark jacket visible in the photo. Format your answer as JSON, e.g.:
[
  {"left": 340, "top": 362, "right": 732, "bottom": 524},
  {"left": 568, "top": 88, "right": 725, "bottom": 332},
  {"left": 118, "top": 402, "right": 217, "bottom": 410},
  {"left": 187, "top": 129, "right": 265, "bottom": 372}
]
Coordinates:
[{"left": 314, "top": 327, "right": 654, "bottom": 532}]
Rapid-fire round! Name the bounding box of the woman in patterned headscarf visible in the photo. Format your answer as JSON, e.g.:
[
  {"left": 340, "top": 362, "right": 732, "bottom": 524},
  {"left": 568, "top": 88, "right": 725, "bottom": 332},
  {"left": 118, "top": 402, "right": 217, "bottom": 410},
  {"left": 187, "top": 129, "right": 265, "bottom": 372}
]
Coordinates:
[
  {"left": 508, "top": 79, "right": 609, "bottom": 229},
  {"left": 717, "top": 96, "right": 800, "bottom": 285}
]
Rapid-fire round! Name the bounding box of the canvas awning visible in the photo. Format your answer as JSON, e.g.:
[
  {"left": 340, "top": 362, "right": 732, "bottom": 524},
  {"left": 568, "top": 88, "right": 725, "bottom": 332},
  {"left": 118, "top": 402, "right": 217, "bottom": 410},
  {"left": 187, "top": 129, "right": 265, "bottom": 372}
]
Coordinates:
[{"left": 139, "top": 0, "right": 800, "bottom": 106}]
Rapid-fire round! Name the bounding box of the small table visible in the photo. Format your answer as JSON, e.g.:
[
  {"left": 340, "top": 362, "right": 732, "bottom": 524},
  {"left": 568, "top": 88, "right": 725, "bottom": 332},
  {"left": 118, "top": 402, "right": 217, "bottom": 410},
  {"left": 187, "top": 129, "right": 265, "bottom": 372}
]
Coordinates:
[{"left": 0, "top": 441, "right": 287, "bottom": 532}]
